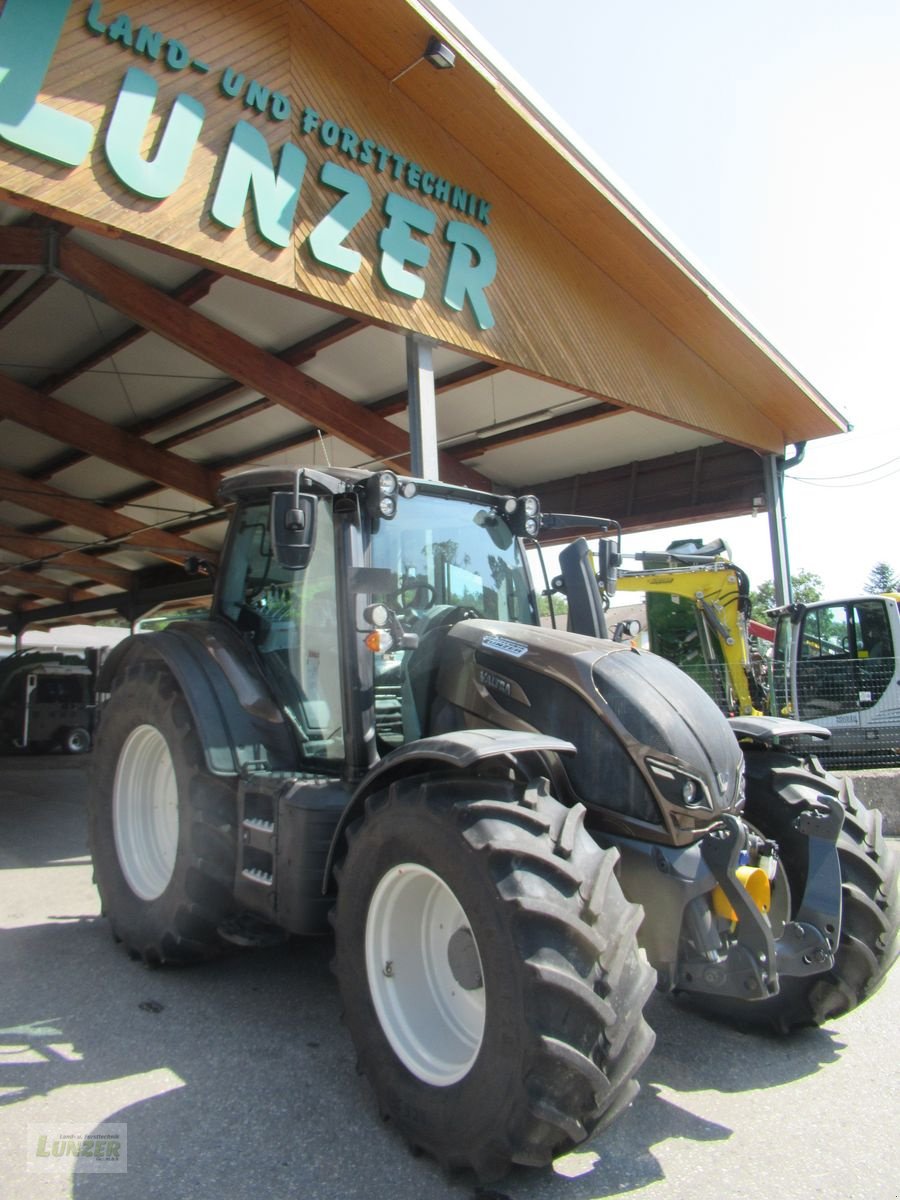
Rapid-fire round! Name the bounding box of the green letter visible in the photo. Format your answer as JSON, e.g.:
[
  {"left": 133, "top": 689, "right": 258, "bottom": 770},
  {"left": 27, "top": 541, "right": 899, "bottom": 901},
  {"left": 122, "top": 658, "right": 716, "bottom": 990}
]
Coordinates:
[
  {"left": 378, "top": 193, "right": 435, "bottom": 299},
  {"left": 308, "top": 162, "right": 371, "bottom": 273},
  {"left": 212, "top": 120, "right": 306, "bottom": 247},
  {"left": 105, "top": 67, "right": 204, "bottom": 199},
  {"left": 0, "top": 0, "right": 95, "bottom": 167},
  {"left": 443, "top": 221, "right": 496, "bottom": 330},
  {"left": 107, "top": 14, "right": 133, "bottom": 46},
  {"left": 85, "top": 2, "right": 106, "bottom": 34}
]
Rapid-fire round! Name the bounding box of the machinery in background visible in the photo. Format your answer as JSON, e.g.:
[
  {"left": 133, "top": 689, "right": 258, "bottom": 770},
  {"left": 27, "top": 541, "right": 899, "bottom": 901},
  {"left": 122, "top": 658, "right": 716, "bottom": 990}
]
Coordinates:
[{"left": 0, "top": 648, "right": 101, "bottom": 754}]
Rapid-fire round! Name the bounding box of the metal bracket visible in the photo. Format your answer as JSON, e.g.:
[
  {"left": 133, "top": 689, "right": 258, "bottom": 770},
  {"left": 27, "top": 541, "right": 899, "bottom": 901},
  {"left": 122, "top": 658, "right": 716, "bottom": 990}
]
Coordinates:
[
  {"left": 792, "top": 793, "right": 844, "bottom": 951},
  {"left": 679, "top": 815, "right": 779, "bottom": 1001}
]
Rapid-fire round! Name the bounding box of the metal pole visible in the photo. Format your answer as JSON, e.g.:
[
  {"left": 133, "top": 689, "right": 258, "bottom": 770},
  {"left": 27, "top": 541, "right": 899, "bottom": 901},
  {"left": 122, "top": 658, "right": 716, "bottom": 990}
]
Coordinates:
[
  {"left": 763, "top": 453, "right": 792, "bottom": 605},
  {"left": 406, "top": 334, "right": 439, "bottom": 481}
]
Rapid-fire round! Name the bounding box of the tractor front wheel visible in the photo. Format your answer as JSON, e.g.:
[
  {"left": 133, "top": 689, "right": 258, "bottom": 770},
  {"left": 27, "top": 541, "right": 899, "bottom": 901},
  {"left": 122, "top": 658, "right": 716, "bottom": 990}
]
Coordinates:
[{"left": 332, "top": 773, "right": 656, "bottom": 1180}]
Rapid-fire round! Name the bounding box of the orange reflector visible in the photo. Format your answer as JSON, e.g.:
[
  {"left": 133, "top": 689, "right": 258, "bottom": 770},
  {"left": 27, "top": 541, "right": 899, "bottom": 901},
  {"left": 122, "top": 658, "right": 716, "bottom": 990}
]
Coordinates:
[
  {"left": 711, "top": 865, "right": 771, "bottom": 923},
  {"left": 365, "top": 629, "right": 393, "bottom": 653}
]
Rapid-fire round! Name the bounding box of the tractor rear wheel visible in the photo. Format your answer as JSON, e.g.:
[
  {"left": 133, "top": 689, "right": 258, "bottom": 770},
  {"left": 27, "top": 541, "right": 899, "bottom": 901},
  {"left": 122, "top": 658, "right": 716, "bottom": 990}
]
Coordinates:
[
  {"left": 88, "top": 659, "right": 238, "bottom": 964},
  {"left": 332, "top": 773, "right": 656, "bottom": 1180}
]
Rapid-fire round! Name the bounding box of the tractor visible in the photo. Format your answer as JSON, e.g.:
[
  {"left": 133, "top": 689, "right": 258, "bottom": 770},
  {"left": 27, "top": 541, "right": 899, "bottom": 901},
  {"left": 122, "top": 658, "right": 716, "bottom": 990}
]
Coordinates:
[{"left": 88, "top": 467, "right": 899, "bottom": 1180}]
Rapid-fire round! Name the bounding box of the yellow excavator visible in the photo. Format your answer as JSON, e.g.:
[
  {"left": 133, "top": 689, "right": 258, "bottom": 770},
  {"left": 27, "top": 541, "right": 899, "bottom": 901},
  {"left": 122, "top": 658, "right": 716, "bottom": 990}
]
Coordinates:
[
  {"left": 610, "top": 537, "right": 770, "bottom": 717},
  {"left": 600, "top": 537, "right": 899, "bottom": 763}
]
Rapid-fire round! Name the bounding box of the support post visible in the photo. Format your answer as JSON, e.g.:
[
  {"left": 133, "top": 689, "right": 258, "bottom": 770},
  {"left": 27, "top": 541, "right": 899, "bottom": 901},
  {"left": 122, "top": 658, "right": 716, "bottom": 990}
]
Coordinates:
[
  {"left": 763, "top": 453, "right": 792, "bottom": 605},
  {"left": 406, "top": 334, "right": 439, "bottom": 481}
]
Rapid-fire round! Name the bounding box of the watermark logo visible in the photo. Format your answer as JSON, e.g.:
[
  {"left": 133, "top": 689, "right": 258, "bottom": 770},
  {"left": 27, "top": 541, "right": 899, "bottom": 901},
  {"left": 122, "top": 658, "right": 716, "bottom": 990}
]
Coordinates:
[{"left": 26, "top": 1123, "right": 127, "bottom": 1173}]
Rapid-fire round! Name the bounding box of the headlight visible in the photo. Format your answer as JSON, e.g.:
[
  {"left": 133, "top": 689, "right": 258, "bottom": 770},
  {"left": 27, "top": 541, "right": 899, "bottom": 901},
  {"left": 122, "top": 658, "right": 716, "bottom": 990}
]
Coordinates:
[
  {"left": 364, "top": 471, "right": 400, "bottom": 520},
  {"left": 646, "top": 759, "right": 713, "bottom": 811}
]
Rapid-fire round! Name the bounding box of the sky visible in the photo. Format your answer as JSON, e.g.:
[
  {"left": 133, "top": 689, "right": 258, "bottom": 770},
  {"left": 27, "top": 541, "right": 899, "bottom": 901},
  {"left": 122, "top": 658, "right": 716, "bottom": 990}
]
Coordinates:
[{"left": 439, "top": 0, "right": 900, "bottom": 601}]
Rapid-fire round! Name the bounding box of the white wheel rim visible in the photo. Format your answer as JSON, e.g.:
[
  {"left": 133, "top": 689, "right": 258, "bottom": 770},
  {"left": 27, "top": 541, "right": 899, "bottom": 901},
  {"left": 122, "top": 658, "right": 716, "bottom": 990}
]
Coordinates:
[
  {"left": 365, "top": 863, "right": 486, "bottom": 1087},
  {"left": 113, "top": 725, "right": 179, "bottom": 901}
]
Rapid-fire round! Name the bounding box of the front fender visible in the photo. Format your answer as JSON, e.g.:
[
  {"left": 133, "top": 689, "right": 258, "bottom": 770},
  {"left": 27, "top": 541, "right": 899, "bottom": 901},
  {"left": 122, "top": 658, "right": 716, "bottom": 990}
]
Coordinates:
[
  {"left": 729, "top": 714, "right": 831, "bottom": 748},
  {"left": 324, "top": 729, "right": 575, "bottom": 887}
]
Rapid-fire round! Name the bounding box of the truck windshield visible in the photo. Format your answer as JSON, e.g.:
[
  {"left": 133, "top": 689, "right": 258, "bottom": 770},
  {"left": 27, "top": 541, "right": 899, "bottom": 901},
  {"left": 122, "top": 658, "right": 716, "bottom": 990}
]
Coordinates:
[{"left": 368, "top": 493, "right": 538, "bottom": 624}]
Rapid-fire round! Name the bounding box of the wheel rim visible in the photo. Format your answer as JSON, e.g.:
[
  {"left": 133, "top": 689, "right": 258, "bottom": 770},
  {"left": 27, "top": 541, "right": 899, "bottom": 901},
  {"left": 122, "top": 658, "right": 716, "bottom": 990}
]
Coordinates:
[
  {"left": 66, "top": 728, "right": 90, "bottom": 754},
  {"left": 113, "top": 724, "right": 179, "bottom": 901},
  {"left": 365, "top": 863, "right": 486, "bottom": 1087}
]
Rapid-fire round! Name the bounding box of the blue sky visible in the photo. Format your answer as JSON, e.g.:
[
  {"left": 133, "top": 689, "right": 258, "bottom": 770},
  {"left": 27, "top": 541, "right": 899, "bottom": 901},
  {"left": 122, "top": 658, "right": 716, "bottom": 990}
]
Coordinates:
[{"left": 438, "top": 0, "right": 900, "bottom": 598}]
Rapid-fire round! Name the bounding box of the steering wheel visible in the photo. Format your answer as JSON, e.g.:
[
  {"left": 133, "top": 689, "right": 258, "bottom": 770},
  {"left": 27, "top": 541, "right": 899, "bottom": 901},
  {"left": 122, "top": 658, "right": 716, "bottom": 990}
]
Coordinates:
[{"left": 391, "top": 580, "right": 436, "bottom": 614}]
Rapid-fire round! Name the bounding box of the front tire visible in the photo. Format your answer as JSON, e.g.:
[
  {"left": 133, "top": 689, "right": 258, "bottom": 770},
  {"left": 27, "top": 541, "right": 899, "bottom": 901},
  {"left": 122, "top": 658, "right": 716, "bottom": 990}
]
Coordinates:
[
  {"left": 88, "top": 659, "right": 238, "bottom": 964},
  {"left": 333, "top": 774, "right": 656, "bottom": 1180}
]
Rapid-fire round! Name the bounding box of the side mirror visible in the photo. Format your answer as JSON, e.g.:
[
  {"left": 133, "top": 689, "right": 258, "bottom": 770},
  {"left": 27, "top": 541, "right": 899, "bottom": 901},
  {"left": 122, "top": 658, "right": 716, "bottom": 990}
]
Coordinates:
[
  {"left": 596, "top": 537, "right": 621, "bottom": 596},
  {"left": 270, "top": 492, "right": 317, "bottom": 570}
]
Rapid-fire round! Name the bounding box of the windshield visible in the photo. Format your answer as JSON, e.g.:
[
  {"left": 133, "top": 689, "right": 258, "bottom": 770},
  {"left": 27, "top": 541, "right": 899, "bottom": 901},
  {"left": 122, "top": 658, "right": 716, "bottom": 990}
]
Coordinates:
[{"left": 367, "top": 493, "right": 538, "bottom": 624}]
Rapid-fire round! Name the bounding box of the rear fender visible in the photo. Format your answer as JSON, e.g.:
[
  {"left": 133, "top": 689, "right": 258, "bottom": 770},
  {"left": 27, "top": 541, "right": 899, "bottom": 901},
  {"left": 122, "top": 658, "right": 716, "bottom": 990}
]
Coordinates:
[
  {"left": 324, "top": 729, "right": 575, "bottom": 887},
  {"left": 97, "top": 624, "right": 296, "bottom": 775}
]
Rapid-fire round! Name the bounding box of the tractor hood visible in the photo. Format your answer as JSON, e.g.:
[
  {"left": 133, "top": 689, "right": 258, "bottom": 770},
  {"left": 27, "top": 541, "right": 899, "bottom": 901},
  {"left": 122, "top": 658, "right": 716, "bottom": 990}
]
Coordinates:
[{"left": 433, "top": 620, "right": 744, "bottom": 845}]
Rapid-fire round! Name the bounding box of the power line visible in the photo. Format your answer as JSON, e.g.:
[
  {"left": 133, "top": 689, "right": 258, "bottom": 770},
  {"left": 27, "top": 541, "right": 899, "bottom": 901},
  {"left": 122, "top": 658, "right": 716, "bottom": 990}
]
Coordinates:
[{"left": 789, "top": 463, "right": 900, "bottom": 488}]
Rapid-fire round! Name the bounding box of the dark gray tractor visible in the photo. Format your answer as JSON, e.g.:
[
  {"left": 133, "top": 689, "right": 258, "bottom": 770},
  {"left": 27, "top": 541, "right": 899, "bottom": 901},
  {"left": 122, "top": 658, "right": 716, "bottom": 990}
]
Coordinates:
[{"left": 87, "top": 467, "right": 899, "bottom": 1179}]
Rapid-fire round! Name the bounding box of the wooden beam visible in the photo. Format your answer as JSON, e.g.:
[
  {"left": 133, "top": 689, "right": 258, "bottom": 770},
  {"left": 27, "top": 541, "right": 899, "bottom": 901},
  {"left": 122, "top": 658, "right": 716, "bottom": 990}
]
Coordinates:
[
  {"left": 0, "top": 567, "right": 96, "bottom": 603},
  {"left": 33, "top": 314, "right": 367, "bottom": 482},
  {"left": 36, "top": 268, "right": 220, "bottom": 396},
  {"left": 0, "top": 274, "right": 58, "bottom": 333},
  {"left": 58, "top": 239, "right": 489, "bottom": 490},
  {"left": 0, "top": 466, "right": 217, "bottom": 565},
  {"left": 446, "top": 401, "right": 621, "bottom": 461},
  {"left": 531, "top": 443, "right": 766, "bottom": 535},
  {"left": 0, "top": 522, "right": 133, "bottom": 590},
  {"left": 0, "top": 226, "right": 45, "bottom": 268},
  {"left": 0, "top": 373, "right": 219, "bottom": 502}
]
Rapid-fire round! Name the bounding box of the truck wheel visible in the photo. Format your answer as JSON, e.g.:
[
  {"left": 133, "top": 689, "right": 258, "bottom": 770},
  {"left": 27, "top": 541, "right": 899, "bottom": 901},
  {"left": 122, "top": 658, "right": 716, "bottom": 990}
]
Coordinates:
[
  {"left": 63, "top": 726, "right": 91, "bottom": 754},
  {"left": 332, "top": 774, "right": 656, "bottom": 1180},
  {"left": 88, "top": 659, "right": 237, "bottom": 964},
  {"left": 704, "top": 751, "right": 899, "bottom": 1032}
]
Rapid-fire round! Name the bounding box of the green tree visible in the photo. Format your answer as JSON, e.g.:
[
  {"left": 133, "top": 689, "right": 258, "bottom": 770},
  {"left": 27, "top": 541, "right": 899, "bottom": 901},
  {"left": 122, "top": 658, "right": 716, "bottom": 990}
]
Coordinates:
[
  {"left": 863, "top": 562, "right": 899, "bottom": 595},
  {"left": 750, "top": 569, "right": 823, "bottom": 617},
  {"left": 537, "top": 591, "right": 568, "bottom": 618}
]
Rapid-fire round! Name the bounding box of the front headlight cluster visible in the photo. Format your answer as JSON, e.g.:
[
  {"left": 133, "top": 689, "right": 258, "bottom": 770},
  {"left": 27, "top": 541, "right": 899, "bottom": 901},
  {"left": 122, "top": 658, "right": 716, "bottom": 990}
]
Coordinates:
[
  {"left": 646, "top": 759, "right": 714, "bottom": 811},
  {"left": 502, "top": 494, "right": 541, "bottom": 538}
]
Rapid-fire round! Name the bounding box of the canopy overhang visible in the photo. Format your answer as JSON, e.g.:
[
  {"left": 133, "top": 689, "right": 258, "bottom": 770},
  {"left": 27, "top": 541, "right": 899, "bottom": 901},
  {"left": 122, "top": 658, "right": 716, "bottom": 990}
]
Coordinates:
[{"left": 0, "top": 0, "right": 847, "bottom": 630}]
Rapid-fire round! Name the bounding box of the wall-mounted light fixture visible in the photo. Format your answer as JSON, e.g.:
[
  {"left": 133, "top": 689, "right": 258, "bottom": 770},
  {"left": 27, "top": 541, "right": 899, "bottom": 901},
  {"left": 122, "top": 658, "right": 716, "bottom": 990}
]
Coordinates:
[{"left": 390, "top": 35, "right": 457, "bottom": 84}]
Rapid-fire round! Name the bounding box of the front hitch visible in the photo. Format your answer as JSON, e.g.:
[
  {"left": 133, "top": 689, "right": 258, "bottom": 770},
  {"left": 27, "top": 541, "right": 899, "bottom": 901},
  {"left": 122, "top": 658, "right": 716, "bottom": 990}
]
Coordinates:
[{"left": 674, "top": 814, "right": 836, "bottom": 1002}]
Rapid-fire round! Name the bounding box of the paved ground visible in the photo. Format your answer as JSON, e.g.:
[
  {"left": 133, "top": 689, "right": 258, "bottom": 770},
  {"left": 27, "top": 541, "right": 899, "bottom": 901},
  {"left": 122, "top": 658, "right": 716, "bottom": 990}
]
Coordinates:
[{"left": 1, "top": 760, "right": 898, "bottom": 1200}]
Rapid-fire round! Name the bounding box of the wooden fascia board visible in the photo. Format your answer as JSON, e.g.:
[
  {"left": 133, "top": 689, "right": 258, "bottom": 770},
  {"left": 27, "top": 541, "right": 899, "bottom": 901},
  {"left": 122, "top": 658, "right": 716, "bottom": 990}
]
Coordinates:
[{"left": 311, "top": 0, "right": 844, "bottom": 441}]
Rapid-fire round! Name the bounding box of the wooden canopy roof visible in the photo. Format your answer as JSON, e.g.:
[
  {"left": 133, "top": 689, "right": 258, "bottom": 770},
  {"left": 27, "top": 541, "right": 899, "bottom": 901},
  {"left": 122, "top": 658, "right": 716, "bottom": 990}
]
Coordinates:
[{"left": 0, "top": 0, "right": 847, "bottom": 630}]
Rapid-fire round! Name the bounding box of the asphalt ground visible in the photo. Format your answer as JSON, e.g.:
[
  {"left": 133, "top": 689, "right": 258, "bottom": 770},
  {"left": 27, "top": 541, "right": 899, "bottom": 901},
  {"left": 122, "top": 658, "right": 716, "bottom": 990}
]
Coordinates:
[{"left": 1, "top": 759, "right": 898, "bottom": 1200}]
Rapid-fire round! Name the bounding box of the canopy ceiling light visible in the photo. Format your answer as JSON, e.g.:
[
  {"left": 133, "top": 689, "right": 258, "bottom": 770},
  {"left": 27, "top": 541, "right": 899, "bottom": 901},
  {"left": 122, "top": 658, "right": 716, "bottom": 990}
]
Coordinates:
[{"left": 390, "top": 35, "right": 456, "bottom": 84}]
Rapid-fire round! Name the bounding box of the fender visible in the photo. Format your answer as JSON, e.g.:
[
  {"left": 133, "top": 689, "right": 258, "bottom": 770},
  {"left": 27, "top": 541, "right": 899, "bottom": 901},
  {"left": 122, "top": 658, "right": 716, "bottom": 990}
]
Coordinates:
[
  {"left": 324, "top": 728, "right": 575, "bottom": 886},
  {"left": 728, "top": 714, "right": 831, "bottom": 748},
  {"left": 96, "top": 622, "right": 296, "bottom": 775}
]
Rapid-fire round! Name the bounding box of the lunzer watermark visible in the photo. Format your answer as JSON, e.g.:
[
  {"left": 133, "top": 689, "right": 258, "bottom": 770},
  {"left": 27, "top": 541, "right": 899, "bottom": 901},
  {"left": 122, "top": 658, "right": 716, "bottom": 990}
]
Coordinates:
[{"left": 26, "top": 1123, "right": 127, "bottom": 1173}]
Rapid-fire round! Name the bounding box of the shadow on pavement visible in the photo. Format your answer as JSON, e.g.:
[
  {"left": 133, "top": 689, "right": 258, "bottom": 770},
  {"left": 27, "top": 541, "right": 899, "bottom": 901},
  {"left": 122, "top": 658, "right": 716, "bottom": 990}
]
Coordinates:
[{"left": 0, "top": 782, "right": 860, "bottom": 1200}]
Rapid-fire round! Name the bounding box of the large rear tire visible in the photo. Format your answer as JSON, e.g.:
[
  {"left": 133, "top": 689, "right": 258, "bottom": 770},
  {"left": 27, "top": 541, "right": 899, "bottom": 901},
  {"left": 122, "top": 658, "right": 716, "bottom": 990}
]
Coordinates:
[
  {"left": 88, "top": 659, "right": 238, "bottom": 964},
  {"left": 701, "top": 750, "right": 899, "bottom": 1031},
  {"left": 332, "top": 774, "right": 656, "bottom": 1180}
]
